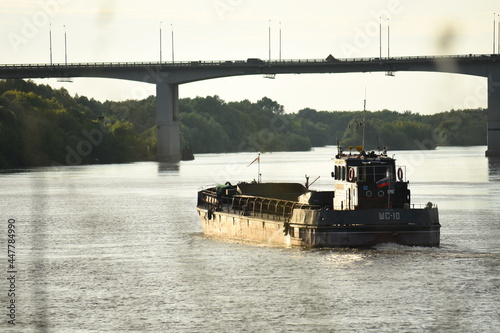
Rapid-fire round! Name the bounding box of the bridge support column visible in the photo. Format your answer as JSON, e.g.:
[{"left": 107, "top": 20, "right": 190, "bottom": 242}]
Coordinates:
[
  {"left": 486, "top": 71, "right": 500, "bottom": 157},
  {"left": 156, "top": 83, "right": 181, "bottom": 162}
]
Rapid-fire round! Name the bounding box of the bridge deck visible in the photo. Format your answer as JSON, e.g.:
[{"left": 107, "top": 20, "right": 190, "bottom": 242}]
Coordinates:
[{"left": 0, "top": 53, "right": 498, "bottom": 70}]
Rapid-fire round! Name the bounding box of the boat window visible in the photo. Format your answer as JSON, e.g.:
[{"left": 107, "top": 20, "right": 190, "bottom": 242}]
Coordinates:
[{"left": 358, "top": 166, "right": 390, "bottom": 182}]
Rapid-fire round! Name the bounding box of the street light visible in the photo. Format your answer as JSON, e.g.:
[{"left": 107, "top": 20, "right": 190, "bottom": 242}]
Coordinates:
[
  {"left": 379, "top": 17, "right": 382, "bottom": 58},
  {"left": 160, "top": 21, "right": 163, "bottom": 62},
  {"left": 49, "top": 23, "right": 53, "bottom": 65},
  {"left": 171, "top": 24, "right": 174, "bottom": 62},
  {"left": 494, "top": 13, "right": 496, "bottom": 54},
  {"left": 279, "top": 22, "right": 282, "bottom": 61},
  {"left": 493, "top": 13, "right": 500, "bottom": 54},
  {"left": 387, "top": 18, "right": 390, "bottom": 58},
  {"left": 268, "top": 20, "right": 271, "bottom": 61},
  {"left": 63, "top": 25, "right": 67, "bottom": 65}
]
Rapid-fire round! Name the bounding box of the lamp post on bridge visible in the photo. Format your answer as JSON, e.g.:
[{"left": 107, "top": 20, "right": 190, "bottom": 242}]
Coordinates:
[
  {"left": 160, "top": 21, "right": 163, "bottom": 62},
  {"left": 63, "top": 25, "right": 67, "bottom": 65},
  {"left": 279, "top": 22, "right": 282, "bottom": 61},
  {"left": 268, "top": 20, "right": 271, "bottom": 62},
  {"left": 493, "top": 13, "right": 500, "bottom": 54},
  {"left": 379, "top": 17, "right": 382, "bottom": 59},
  {"left": 171, "top": 24, "right": 174, "bottom": 63},
  {"left": 49, "top": 23, "right": 53, "bottom": 65},
  {"left": 387, "top": 18, "right": 390, "bottom": 59}
]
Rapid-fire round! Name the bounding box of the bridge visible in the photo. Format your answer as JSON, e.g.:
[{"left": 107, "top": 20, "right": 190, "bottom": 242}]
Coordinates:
[{"left": 1, "top": 54, "right": 500, "bottom": 160}]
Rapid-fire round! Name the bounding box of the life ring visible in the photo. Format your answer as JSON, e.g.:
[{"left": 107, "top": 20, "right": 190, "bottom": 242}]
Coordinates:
[
  {"left": 397, "top": 167, "right": 404, "bottom": 181},
  {"left": 378, "top": 190, "right": 385, "bottom": 197},
  {"left": 348, "top": 167, "right": 355, "bottom": 182},
  {"left": 366, "top": 190, "right": 372, "bottom": 197}
]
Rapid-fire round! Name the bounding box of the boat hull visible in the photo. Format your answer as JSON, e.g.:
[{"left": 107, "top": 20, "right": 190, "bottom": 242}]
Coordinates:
[{"left": 197, "top": 206, "right": 440, "bottom": 248}]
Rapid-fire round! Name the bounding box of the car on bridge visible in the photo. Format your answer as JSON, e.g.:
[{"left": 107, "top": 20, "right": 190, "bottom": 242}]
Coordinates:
[{"left": 246, "top": 58, "right": 265, "bottom": 64}]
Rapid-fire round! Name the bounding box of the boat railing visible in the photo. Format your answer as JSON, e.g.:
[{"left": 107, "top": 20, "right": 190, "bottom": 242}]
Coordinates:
[
  {"left": 411, "top": 203, "right": 438, "bottom": 209},
  {"left": 198, "top": 189, "right": 221, "bottom": 208},
  {"left": 199, "top": 189, "right": 437, "bottom": 213},
  {"left": 231, "top": 195, "right": 320, "bottom": 221},
  {"left": 198, "top": 189, "right": 320, "bottom": 221}
]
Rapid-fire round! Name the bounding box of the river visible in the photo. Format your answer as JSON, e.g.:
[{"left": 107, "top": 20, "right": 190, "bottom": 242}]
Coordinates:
[{"left": 0, "top": 146, "right": 499, "bottom": 332}]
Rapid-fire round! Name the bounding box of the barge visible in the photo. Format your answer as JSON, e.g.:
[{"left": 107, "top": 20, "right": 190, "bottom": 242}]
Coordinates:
[{"left": 196, "top": 146, "right": 440, "bottom": 248}]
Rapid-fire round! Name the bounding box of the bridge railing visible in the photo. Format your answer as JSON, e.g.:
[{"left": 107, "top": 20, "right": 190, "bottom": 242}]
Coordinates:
[{"left": 0, "top": 54, "right": 497, "bottom": 69}]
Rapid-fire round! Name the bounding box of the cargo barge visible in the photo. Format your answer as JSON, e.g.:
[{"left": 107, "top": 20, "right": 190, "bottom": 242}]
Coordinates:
[{"left": 196, "top": 146, "right": 440, "bottom": 248}]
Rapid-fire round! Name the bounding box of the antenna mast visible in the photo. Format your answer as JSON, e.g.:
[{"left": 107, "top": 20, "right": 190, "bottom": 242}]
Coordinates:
[
  {"left": 258, "top": 152, "right": 261, "bottom": 183},
  {"left": 362, "top": 88, "right": 366, "bottom": 151}
]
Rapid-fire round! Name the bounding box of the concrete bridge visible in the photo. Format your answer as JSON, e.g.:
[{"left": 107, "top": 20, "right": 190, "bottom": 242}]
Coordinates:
[{"left": 1, "top": 54, "right": 500, "bottom": 160}]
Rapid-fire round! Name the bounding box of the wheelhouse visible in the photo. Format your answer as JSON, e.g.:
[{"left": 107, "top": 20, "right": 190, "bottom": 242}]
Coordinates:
[{"left": 332, "top": 146, "right": 409, "bottom": 210}]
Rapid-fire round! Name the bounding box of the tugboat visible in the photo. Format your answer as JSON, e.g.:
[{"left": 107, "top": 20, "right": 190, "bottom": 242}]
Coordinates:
[{"left": 196, "top": 145, "right": 440, "bottom": 248}]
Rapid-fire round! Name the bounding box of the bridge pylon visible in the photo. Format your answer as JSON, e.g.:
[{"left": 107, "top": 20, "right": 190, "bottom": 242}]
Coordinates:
[
  {"left": 487, "top": 70, "right": 500, "bottom": 157},
  {"left": 156, "top": 83, "right": 181, "bottom": 162}
]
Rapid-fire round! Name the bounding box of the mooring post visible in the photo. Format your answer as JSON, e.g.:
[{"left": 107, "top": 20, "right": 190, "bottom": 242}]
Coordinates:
[
  {"left": 487, "top": 70, "right": 500, "bottom": 157},
  {"left": 156, "top": 83, "right": 181, "bottom": 162}
]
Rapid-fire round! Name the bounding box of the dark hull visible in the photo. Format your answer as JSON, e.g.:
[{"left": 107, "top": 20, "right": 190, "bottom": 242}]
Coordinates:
[
  {"left": 287, "top": 226, "right": 440, "bottom": 248},
  {"left": 197, "top": 206, "right": 440, "bottom": 248}
]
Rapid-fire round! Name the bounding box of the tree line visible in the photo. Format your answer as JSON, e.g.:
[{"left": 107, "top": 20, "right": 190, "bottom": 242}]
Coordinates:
[{"left": 0, "top": 79, "right": 487, "bottom": 168}]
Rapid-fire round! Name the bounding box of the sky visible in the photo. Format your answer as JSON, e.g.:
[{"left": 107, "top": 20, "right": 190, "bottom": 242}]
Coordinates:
[{"left": 0, "top": 0, "right": 499, "bottom": 114}]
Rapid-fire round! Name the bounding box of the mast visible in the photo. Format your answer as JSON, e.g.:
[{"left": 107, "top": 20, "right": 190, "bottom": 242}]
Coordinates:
[
  {"left": 362, "top": 88, "right": 366, "bottom": 150},
  {"left": 258, "top": 152, "right": 261, "bottom": 183},
  {"left": 247, "top": 153, "right": 261, "bottom": 182}
]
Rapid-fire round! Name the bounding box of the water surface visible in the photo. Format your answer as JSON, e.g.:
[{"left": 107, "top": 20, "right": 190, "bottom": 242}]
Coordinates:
[{"left": 0, "top": 146, "right": 498, "bottom": 332}]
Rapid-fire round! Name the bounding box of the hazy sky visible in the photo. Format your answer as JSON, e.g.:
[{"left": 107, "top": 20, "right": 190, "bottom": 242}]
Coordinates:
[{"left": 1, "top": 0, "right": 499, "bottom": 114}]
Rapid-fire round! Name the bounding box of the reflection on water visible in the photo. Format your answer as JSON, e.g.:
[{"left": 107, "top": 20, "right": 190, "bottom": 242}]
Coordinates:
[
  {"left": 157, "top": 162, "right": 180, "bottom": 173},
  {"left": 488, "top": 157, "right": 500, "bottom": 181}
]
